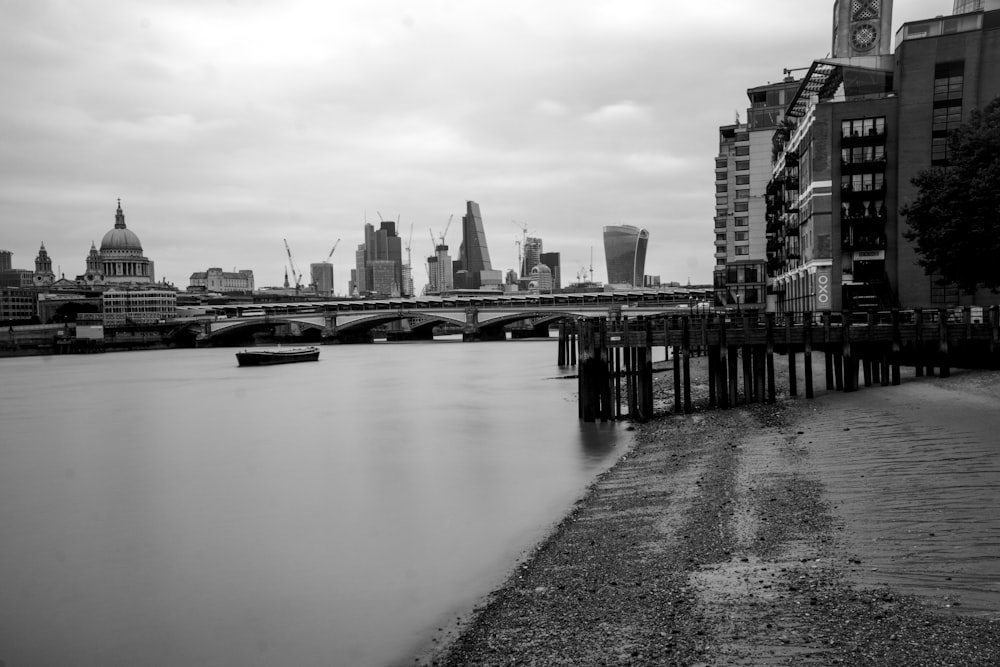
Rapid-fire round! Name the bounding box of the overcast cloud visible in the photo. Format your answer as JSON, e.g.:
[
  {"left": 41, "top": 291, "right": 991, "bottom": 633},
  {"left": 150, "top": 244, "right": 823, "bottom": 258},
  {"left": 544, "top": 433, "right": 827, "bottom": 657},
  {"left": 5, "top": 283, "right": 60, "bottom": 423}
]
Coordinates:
[{"left": 1, "top": 0, "right": 945, "bottom": 290}]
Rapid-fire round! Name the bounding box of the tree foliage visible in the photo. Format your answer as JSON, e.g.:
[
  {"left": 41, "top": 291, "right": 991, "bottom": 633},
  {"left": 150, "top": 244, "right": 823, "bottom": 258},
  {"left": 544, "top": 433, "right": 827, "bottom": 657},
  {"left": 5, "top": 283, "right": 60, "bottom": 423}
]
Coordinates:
[{"left": 901, "top": 96, "right": 1000, "bottom": 294}]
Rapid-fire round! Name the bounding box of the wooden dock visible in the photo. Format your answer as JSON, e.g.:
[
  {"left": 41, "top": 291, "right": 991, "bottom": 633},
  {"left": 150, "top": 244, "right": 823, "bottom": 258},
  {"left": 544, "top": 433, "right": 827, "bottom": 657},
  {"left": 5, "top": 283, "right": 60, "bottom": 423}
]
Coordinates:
[{"left": 563, "top": 307, "right": 1000, "bottom": 422}]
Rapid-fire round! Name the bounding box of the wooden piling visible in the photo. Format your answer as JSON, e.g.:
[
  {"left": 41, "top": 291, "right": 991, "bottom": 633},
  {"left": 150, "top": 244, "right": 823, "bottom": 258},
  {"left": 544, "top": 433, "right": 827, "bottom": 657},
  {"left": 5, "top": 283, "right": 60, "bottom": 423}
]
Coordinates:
[
  {"left": 682, "top": 315, "right": 692, "bottom": 414},
  {"left": 915, "top": 309, "right": 925, "bottom": 377},
  {"left": 765, "top": 313, "right": 776, "bottom": 404},
  {"left": 786, "top": 314, "right": 797, "bottom": 397},
  {"left": 804, "top": 312, "right": 814, "bottom": 399},
  {"left": 938, "top": 308, "right": 951, "bottom": 379},
  {"left": 891, "top": 308, "right": 902, "bottom": 385},
  {"left": 718, "top": 317, "right": 730, "bottom": 409},
  {"left": 823, "top": 312, "right": 835, "bottom": 390}
]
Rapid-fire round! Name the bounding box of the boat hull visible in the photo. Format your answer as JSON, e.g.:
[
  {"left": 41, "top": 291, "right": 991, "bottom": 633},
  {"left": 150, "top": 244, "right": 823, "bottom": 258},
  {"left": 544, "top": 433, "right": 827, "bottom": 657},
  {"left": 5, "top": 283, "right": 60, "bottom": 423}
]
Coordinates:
[{"left": 236, "top": 347, "right": 320, "bottom": 366}]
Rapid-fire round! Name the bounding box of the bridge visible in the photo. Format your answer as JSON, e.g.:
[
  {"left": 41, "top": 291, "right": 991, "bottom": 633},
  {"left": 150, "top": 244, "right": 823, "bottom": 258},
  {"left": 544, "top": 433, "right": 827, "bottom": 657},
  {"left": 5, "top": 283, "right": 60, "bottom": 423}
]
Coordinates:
[{"left": 176, "top": 288, "right": 712, "bottom": 344}]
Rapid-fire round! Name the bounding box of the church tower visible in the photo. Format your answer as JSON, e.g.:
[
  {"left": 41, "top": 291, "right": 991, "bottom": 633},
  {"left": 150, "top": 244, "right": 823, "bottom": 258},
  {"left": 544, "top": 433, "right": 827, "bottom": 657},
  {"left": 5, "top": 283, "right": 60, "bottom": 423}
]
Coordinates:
[
  {"left": 832, "top": 0, "right": 894, "bottom": 58},
  {"left": 33, "top": 242, "right": 55, "bottom": 287}
]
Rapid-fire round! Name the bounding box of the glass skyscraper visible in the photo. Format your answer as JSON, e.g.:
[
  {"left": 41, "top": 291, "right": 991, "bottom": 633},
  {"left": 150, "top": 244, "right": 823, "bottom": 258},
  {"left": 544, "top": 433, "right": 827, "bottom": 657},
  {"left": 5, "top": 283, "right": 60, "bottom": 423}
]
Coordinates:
[{"left": 603, "top": 225, "right": 648, "bottom": 287}]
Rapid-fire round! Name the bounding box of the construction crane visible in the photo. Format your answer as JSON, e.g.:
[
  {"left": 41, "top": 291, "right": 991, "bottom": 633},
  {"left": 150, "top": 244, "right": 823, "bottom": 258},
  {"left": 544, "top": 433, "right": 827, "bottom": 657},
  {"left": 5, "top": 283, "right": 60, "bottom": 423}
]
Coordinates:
[
  {"left": 283, "top": 238, "right": 302, "bottom": 290},
  {"left": 324, "top": 238, "right": 341, "bottom": 262},
  {"left": 438, "top": 214, "right": 454, "bottom": 247},
  {"left": 511, "top": 220, "right": 530, "bottom": 274}
]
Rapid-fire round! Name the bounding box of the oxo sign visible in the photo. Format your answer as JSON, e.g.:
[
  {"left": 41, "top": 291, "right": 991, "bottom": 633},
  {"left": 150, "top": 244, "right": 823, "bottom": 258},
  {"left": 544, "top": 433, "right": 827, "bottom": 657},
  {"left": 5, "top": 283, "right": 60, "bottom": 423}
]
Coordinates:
[{"left": 816, "top": 270, "right": 831, "bottom": 309}]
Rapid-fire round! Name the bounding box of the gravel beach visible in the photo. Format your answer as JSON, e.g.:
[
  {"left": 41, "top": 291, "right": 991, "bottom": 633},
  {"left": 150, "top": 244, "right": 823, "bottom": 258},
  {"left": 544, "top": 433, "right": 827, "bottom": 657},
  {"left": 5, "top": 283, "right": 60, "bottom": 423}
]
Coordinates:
[{"left": 418, "top": 356, "right": 1000, "bottom": 666}]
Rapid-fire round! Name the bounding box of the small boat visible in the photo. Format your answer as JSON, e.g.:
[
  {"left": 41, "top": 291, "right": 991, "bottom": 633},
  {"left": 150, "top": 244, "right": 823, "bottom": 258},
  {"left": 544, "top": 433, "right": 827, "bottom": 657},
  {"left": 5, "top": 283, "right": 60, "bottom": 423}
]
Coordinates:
[{"left": 236, "top": 346, "right": 320, "bottom": 366}]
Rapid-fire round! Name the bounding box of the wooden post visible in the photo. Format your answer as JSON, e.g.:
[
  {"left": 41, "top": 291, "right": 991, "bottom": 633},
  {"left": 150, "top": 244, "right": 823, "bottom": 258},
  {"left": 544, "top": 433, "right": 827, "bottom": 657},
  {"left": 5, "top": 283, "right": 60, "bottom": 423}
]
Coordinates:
[
  {"left": 598, "top": 320, "right": 613, "bottom": 422},
  {"left": 614, "top": 346, "right": 622, "bottom": 419},
  {"left": 804, "top": 311, "right": 814, "bottom": 399},
  {"left": 891, "top": 308, "right": 902, "bottom": 385},
  {"left": 718, "top": 316, "right": 730, "bottom": 409},
  {"left": 824, "top": 312, "right": 835, "bottom": 390},
  {"left": 672, "top": 342, "right": 682, "bottom": 414},
  {"left": 642, "top": 319, "right": 655, "bottom": 419},
  {"left": 862, "top": 312, "right": 873, "bottom": 387},
  {"left": 765, "top": 313, "right": 776, "bottom": 404},
  {"left": 682, "top": 315, "right": 692, "bottom": 414},
  {"left": 915, "top": 309, "right": 925, "bottom": 377},
  {"left": 742, "top": 315, "right": 753, "bottom": 402},
  {"left": 991, "top": 306, "right": 1000, "bottom": 369},
  {"left": 842, "top": 312, "right": 855, "bottom": 392},
  {"left": 578, "top": 322, "right": 595, "bottom": 421},
  {"left": 558, "top": 322, "right": 566, "bottom": 366},
  {"left": 708, "top": 344, "right": 718, "bottom": 408},
  {"left": 938, "top": 307, "right": 950, "bottom": 379},
  {"left": 786, "top": 313, "right": 797, "bottom": 397}
]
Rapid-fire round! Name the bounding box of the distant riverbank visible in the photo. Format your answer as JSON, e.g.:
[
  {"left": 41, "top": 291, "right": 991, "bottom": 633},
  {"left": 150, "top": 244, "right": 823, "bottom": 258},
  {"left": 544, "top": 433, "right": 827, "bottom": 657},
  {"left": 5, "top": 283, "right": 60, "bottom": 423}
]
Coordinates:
[{"left": 421, "top": 358, "right": 1000, "bottom": 666}]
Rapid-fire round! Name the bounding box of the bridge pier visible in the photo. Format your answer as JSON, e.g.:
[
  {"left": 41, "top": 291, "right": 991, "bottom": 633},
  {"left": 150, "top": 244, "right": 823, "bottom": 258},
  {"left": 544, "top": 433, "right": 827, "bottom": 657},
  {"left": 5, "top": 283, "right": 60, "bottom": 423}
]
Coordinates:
[{"left": 463, "top": 328, "right": 506, "bottom": 342}]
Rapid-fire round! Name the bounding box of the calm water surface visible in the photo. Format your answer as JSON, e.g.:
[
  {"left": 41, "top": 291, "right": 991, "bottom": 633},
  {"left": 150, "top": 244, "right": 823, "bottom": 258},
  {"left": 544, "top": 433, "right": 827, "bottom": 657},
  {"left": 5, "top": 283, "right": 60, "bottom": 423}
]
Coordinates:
[{"left": 0, "top": 340, "right": 631, "bottom": 666}]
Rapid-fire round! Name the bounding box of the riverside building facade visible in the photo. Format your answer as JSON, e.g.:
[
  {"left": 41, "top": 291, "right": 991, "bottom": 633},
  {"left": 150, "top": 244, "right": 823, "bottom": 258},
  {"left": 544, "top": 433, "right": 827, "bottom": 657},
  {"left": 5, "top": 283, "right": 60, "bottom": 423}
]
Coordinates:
[
  {"left": 764, "top": 0, "right": 1000, "bottom": 314},
  {"left": 714, "top": 77, "right": 801, "bottom": 312}
]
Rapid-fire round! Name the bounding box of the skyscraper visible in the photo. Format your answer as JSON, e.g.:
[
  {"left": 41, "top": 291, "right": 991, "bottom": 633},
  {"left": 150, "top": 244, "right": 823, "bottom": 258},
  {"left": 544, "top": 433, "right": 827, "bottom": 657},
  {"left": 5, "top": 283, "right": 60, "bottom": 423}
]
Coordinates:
[
  {"left": 454, "top": 200, "right": 501, "bottom": 290},
  {"left": 521, "top": 237, "right": 542, "bottom": 277},
  {"left": 603, "top": 225, "right": 648, "bottom": 287},
  {"left": 354, "top": 220, "right": 403, "bottom": 297},
  {"left": 310, "top": 262, "right": 334, "bottom": 297}
]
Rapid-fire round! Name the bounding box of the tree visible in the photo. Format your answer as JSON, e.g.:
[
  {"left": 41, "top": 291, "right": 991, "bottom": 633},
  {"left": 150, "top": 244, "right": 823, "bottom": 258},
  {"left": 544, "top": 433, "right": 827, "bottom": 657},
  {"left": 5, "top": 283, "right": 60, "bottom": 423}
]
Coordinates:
[{"left": 901, "top": 97, "right": 1000, "bottom": 294}]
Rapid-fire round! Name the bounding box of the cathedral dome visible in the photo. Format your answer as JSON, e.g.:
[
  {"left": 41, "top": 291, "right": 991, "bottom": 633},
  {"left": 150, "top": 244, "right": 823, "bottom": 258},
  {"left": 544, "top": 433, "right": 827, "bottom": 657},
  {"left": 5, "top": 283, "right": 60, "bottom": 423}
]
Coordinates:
[{"left": 100, "top": 200, "right": 143, "bottom": 253}]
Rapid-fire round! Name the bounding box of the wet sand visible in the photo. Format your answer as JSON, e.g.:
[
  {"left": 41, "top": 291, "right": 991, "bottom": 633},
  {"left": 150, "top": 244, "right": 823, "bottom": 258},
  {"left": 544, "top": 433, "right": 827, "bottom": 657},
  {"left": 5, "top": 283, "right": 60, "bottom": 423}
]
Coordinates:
[{"left": 418, "top": 355, "right": 1000, "bottom": 666}]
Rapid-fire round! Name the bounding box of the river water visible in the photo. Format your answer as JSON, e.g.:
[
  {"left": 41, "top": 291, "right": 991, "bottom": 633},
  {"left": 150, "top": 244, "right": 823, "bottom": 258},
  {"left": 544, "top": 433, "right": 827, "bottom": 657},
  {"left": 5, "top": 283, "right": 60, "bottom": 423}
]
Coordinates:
[{"left": 0, "top": 339, "right": 631, "bottom": 666}]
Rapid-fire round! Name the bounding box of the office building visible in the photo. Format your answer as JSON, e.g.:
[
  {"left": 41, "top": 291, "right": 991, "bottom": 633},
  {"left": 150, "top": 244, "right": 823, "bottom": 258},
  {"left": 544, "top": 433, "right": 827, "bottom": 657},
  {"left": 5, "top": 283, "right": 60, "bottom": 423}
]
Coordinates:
[
  {"left": 765, "top": 0, "right": 1000, "bottom": 312},
  {"left": 521, "top": 237, "right": 542, "bottom": 277},
  {"left": 540, "top": 251, "right": 561, "bottom": 290},
  {"left": 101, "top": 290, "right": 176, "bottom": 326},
  {"left": 309, "top": 263, "right": 334, "bottom": 297},
  {"left": 188, "top": 268, "right": 255, "bottom": 293},
  {"left": 714, "top": 78, "right": 801, "bottom": 311},
  {"left": 354, "top": 220, "right": 403, "bottom": 297},
  {"left": 603, "top": 225, "right": 648, "bottom": 287}
]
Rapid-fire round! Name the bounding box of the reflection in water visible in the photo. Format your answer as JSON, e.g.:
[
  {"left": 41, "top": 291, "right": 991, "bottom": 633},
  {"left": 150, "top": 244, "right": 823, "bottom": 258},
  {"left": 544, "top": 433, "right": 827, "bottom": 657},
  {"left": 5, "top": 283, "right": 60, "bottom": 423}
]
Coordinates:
[{"left": 0, "top": 340, "right": 631, "bottom": 666}]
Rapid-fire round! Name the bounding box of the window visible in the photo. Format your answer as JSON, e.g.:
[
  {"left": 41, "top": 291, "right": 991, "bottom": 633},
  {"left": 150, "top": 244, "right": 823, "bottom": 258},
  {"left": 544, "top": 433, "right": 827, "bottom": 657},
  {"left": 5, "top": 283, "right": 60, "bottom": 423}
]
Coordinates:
[
  {"left": 735, "top": 189, "right": 749, "bottom": 200},
  {"left": 715, "top": 158, "right": 728, "bottom": 168},
  {"left": 735, "top": 160, "right": 750, "bottom": 171},
  {"left": 734, "top": 216, "right": 749, "bottom": 227},
  {"left": 933, "top": 62, "right": 965, "bottom": 102},
  {"left": 734, "top": 231, "right": 749, "bottom": 241},
  {"left": 734, "top": 201, "right": 749, "bottom": 212},
  {"left": 716, "top": 170, "right": 728, "bottom": 182},
  {"left": 716, "top": 196, "right": 729, "bottom": 206},
  {"left": 716, "top": 233, "right": 727, "bottom": 241},
  {"left": 716, "top": 183, "right": 728, "bottom": 193},
  {"left": 842, "top": 116, "right": 886, "bottom": 138},
  {"left": 716, "top": 258, "right": 727, "bottom": 266},
  {"left": 744, "top": 266, "right": 759, "bottom": 283},
  {"left": 735, "top": 246, "right": 750, "bottom": 256},
  {"left": 735, "top": 174, "right": 750, "bottom": 185},
  {"left": 735, "top": 145, "right": 749, "bottom": 156}
]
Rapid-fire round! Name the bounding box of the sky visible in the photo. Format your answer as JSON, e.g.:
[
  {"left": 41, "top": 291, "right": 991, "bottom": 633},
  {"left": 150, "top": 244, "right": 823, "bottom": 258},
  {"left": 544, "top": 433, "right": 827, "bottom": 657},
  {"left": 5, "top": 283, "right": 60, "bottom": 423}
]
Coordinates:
[{"left": 1, "top": 0, "right": 947, "bottom": 293}]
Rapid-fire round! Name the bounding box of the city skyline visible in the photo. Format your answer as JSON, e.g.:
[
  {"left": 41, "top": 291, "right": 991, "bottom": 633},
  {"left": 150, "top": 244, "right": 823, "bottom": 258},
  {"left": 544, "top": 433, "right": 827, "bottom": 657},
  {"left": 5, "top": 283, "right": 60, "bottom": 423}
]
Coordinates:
[{"left": 1, "top": 1, "right": 946, "bottom": 292}]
